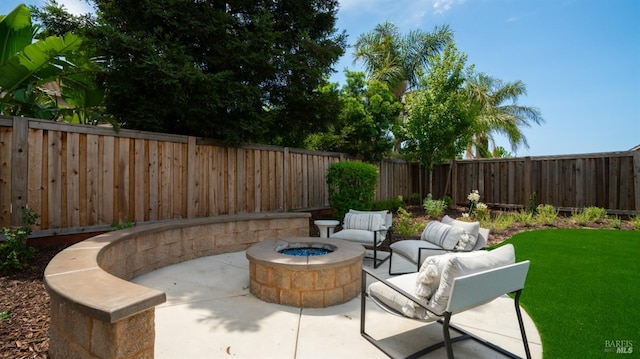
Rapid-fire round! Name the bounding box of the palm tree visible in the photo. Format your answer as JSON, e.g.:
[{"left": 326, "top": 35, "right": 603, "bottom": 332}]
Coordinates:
[
  {"left": 352, "top": 21, "right": 452, "bottom": 100},
  {"left": 464, "top": 73, "right": 544, "bottom": 158}
]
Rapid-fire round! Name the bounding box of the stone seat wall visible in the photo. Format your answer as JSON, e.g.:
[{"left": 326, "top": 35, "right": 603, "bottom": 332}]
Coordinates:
[{"left": 44, "top": 212, "right": 311, "bottom": 359}]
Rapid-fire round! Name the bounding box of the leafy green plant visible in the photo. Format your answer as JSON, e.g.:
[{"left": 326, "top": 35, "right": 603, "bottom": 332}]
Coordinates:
[
  {"left": 326, "top": 161, "right": 378, "bottom": 221},
  {"left": 535, "top": 204, "right": 558, "bottom": 226},
  {"left": 474, "top": 202, "right": 490, "bottom": 221},
  {"left": 513, "top": 209, "right": 536, "bottom": 227},
  {"left": 0, "top": 311, "right": 9, "bottom": 326},
  {"left": 442, "top": 195, "right": 453, "bottom": 209},
  {"left": 0, "top": 208, "right": 40, "bottom": 271},
  {"left": 409, "top": 193, "right": 422, "bottom": 205},
  {"left": 422, "top": 193, "right": 447, "bottom": 218},
  {"left": 571, "top": 206, "right": 607, "bottom": 226},
  {"left": 527, "top": 192, "right": 538, "bottom": 214},
  {"left": 484, "top": 211, "right": 515, "bottom": 231},
  {"left": 111, "top": 218, "right": 135, "bottom": 231},
  {"left": 372, "top": 195, "right": 406, "bottom": 212},
  {"left": 607, "top": 215, "right": 621, "bottom": 229},
  {"left": 393, "top": 207, "right": 425, "bottom": 236},
  {"left": 632, "top": 216, "right": 640, "bottom": 230}
]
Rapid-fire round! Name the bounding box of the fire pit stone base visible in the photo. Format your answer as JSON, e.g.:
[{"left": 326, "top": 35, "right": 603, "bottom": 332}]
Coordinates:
[{"left": 246, "top": 237, "right": 365, "bottom": 308}]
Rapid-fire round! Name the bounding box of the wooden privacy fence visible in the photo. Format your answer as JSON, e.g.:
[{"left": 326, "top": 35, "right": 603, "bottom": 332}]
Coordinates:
[
  {"left": 0, "top": 116, "right": 413, "bottom": 233},
  {"left": 425, "top": 153, "right": 640, "bottom": 215},
  {"left": 1, "top": 116, "right": 638, "bottom": 235}
]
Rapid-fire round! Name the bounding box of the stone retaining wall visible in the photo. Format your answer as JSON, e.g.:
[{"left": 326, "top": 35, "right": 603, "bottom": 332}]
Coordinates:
[{"left": 44, "top": 212, "right": 311, "bottom": 359}]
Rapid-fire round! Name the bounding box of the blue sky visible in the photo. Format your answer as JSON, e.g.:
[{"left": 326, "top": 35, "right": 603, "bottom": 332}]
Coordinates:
[
  {"left": 3, "top": 0, "right": 639, "bottom": 157},
  {"left": 334, "top": 0, "right": 640, "bottom": 156}
]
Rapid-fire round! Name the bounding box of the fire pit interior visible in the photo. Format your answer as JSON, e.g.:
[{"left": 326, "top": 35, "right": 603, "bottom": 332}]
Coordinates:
[
  {"left": 277, "top": 242, "right": 335, "bottom": 256},
  {"left": 246, "top": 237, "right": 365, "bottom": 308}
]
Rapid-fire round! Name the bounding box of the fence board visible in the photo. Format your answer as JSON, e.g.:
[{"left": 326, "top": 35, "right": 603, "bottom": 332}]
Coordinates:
[
  {"left": 0, "top": 127, "right": 11, "bottom": 227},
  {"left": 101, "top": 136, "right": 114, "bottom": 225},
  {"left": 85, "top": 135, "right": 98, "bottom": 225},
  {"left": 67, "top": 132, "right": 80, "bottom": 227},
  {"left": 47, "top": 131, "right": 63, "bottom": 228},
  {"left": 27, "top": 129, "right": 43, "bottom": 229}
]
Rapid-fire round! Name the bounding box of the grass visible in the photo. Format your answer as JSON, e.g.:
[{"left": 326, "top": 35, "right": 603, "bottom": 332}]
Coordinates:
[{"left": 497, "top": 229, "right": 640, "bottom": 358}]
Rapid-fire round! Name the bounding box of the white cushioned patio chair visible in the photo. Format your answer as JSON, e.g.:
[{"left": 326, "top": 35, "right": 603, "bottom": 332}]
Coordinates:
[
  {"left": 330, "top": 209, "right": 392, "bottom": 269},
  {"left": 361, "top": 244, "right": 532, "bottom": 359},
  {"left": 388, "top": 215, "right": 489, "bottom": 275}
]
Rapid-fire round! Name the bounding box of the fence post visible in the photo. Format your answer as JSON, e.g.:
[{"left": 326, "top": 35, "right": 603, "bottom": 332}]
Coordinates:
[
  {"left": 11, "top": 117, "right": 29, "bottom": 226},
  {"left": 634, "top": 151, "right": 640, "bottom": 215},
  {"left": 524, "top": 156, "right": 532, "bottom": 210},
  {"left": 284, "top": 147, "right": 290, "bottom": 211},
  {"left": 186, "top": 136, "right": 197, "bottom": 218}
]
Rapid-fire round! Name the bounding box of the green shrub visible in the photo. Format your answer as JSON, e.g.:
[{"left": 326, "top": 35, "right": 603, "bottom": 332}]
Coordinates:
[
  {"left": 474, "top": 202, "right": 490, "bottom": 221},
  {"left": 393, "top": 207, "right": 425, "bottom": 235},
  {"left": 513, "top": 209, "right": 536, "bottom": 227},
  {"left": 422, "top": 193, "right": 447, "bottom": 219},
  {"left": 535, "top": 204, "right": 558, "bottom": 226},
  {"left": 527, "top": 192, "right": 538, "bottom": 214},
  {"left": 571, "top": 206, "right": 607, "bottom": 226},
  {"left": 485, "top": 211, "right": 514, "bottom": 231},
  {"left": 632, "top": 216, "right": 640, "bottom": 230},
  {"left": 607, "top": 215, "right": 622, "bottom": 229},
  {"left": 326, "top": 161, "right": 378, "bottom": 220},
  {"left": 442, "top": 195, "right": 453, "bottom": 209},
  {"left": 409, "top": 193, "right": 422, "bottom": 205},
  {"left": 0, "top": 208, "right": 40, "bottom": 271},
  {"left": 372, "top": 195, "right": 406, "bottom": 212}
]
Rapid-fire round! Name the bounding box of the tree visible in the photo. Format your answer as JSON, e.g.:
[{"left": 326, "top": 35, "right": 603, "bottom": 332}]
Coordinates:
[
  {"left": 89, "top": 0, "right": 346, "bottom": 146},
  {"left": 0, "top": 4, "right": 82, "bottom": 119},
  {"left": 402, "top": 43, "right": 476, "bottom": 167},
  {"left": 0, "top": 3, "right": 105, "bottom": 124},
  {"left": 352, "top": 21, "right": 452, "bottom": 100},
  {"left": 305, "top": 71, "right": 402, "bottom": 162},
  {"left": 464, "top": 73, "right": 544, "bottom": 158}
]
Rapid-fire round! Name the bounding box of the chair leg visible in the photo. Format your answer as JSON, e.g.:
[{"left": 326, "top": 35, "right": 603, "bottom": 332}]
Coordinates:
[
  {"left": 514, "top": 290, "right": 532, "bottom": 359},
  {"left": 442, "top": 313, "right": 455, "bottom": 359}
]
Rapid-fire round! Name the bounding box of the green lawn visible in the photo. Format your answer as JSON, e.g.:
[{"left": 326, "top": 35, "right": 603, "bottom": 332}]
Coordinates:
[{"left": 497, "top": 229, "right": 640, "bottom": 358}]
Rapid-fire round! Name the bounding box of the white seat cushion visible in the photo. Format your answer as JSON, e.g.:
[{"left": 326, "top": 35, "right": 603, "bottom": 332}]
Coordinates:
[
  {"left": 367, "top": 273, "right": 437, "bottom": 321},
  {"left": 331, "top": 229, "right": 383, "bottom": 246},
  {"left": 390, "top": 240, "right": 445, "bottom": 265}
]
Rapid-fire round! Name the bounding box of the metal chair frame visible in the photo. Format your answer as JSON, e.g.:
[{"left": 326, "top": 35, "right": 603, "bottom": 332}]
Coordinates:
[{"left": 361, "top": 265, "right": 532, "bottom": 359}]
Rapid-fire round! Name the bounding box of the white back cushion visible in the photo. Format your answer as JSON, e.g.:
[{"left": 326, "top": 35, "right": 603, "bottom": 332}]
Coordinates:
[
  {"left": 402, "top": 244, "right": 515, "bottom": 320},
  {"left": 343, "top": 213, "right": 385, "bottom": 231},
  {"left": 421, "top": 221, "right": 465, "bottom": 250}
]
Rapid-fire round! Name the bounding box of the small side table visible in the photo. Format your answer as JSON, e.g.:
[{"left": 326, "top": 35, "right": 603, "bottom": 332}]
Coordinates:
[{"left": 314, "top": 220, "right": 340, "bottom": 238}]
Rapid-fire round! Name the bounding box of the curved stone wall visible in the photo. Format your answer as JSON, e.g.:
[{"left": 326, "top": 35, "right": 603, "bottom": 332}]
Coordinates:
[{"left": 45, "top": 212, "right": 311, "bottom": 359}]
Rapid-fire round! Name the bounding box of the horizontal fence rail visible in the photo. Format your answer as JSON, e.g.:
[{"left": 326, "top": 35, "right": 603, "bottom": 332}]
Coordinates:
[{"left": 1, "top": 116, "right": 638, "bottom": 235}]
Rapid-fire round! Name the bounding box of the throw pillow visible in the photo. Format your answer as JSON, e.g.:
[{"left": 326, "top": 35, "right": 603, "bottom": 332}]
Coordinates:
[
  {"left": 421, "top": 221, "right": 465, "bottom": 250},
  {"left": 442, "top": 215, "right": 480, "bottom": 251}
]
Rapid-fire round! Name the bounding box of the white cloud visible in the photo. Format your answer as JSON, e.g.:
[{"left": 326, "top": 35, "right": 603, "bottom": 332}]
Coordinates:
[{"left": 57, "top": 0, "right": 94, "bottom": 15}]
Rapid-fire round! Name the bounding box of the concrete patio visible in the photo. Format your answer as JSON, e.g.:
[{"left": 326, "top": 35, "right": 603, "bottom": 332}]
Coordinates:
[{"left": 133, "top": 251, "right": 542, "bottom": 358}]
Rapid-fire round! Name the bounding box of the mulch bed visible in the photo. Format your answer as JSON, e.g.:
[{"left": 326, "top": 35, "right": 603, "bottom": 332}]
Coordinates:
[
  {"left": 1, "top": 208, "right": 636, "bottom": 358},
  {"left": 0, "top": 246, "right": 65, "bottom": 359}
]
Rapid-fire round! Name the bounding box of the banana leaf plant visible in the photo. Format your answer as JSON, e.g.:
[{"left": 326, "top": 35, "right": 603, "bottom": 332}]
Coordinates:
[{"left": 0, "top": 3, "right": 103, "bottom": 123}]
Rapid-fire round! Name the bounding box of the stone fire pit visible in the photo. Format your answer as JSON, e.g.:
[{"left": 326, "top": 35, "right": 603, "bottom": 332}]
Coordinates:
[{"left": 246, "top": 237, "right": 365, "bottom": 308}]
